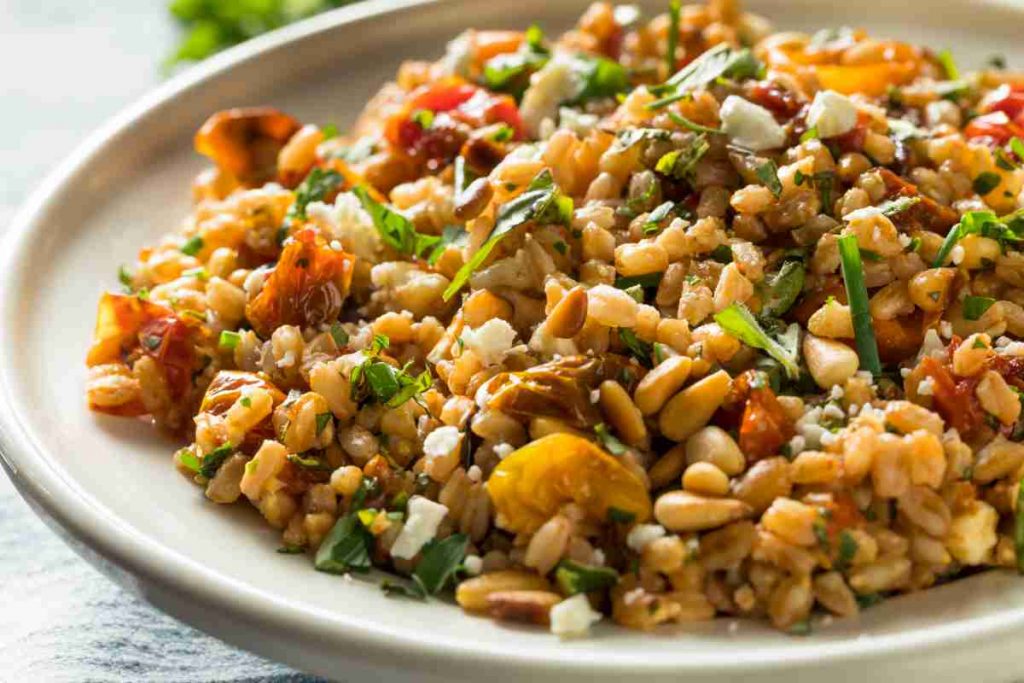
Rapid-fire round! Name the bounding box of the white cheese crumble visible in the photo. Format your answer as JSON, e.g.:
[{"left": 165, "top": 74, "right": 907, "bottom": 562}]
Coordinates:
[
  {"left": 463, "top": 554, "right": 483, "bottom": 576},
  {"left": 719, "top": 95, "right": 787, "bottom": 151},
  {"left": 939, "top": 321, "right": 953, "bottom": 339},
  {"left": 917, "top": 376, "right": 936, "bottom": 396},
  {"left": 520, "top": 57, "right": 580, "bottom": 139},
  {"left": 493, "top": 443, "right": 515, "bottom": 460},
  {"left": 461, "top": 318, "right": 518, "bottom": 366},
  {"left": 423, "top": 425, "right": 462, "bottom": 461},
  {"left": 307, "top": 192, "right": 382, "bottom": 263},
  {"left": 390, "top": 496, "right": 449, "bottom": 560},
  {"left": 559, "top": 107, "right": 599, "bottom": 137},
  {"left": 806, "top": 90, "right": 858, "bottom": 139},
  {"left": 950, "top": 244, "right": 966, "bottom": 265},
  {"left": 626, "top": 524, "right": 666, "bottom": 553},
  {"left": 467, "top": 465, "right": 483, "bottom": 483},
  {"left": 550, "top": 594, "right": 603, "bottom": 638}
]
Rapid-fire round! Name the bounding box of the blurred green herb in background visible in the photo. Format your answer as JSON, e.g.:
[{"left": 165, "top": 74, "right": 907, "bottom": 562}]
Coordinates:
[{"left": 166, "top": 0, "right": 358, "bottom": 69}]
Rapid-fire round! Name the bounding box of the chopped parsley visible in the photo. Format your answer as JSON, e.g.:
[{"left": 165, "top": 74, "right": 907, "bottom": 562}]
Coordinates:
[
  {"left": 218, "top": 330, "right": 241, "bottom": 350},
  {"left": 198, "top": 443, "right": 234, "bottom": 479},
  {"left": 180, "top": 235, "right": 204, "bottom": 256},
  {"left": 329, "top": 322, "right": 349, "bottom": 347},
  {"left": 352, "top": 186, "right": 440, "bottom": 258},
  {"left": 714, "top": 303, "right": 800, "bottom": 379},
  {"left": 617, "top": 328, "right": 653, "bottom": 368},
  {"left": 594, "top": 422, "right": 629, "bottom": 455},
  {"left": 288, "top": 168, "right": 344, "bottom": 221},
  {"left": 654, "top": 134, "right": 710, "bottom": 182},
  {"left": 963, "top": 295, "right": 996, "bottom": 321},
  {"left": 315, "top": 513, "right": 373, "bottom": 575},
  {"left": 555, "top": 560, "right": 619, "bottom": 595},
  {"left": 973, "top": 171, "right": 1002, "bottom": 196},
  {"left": 647, "top": 44, "right": 762, "bottom": 109},
  {"left": 756, "top": 159, "right": 783, "bottom": 198},
  {"left": 759, "top": 260, "right": 805, "bottom": 318},
  {"left": 382, "top": 533, "right": 469, "bottom": 599}
]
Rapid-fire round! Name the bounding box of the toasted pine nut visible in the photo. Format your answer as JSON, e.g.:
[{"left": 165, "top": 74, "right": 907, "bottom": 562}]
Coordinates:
[
  {"left": 685, "top": 425, "right": 745, "bottom": 476},
  {"left": 659, "top": 370, "right": 732, "bottom": 441},
  {"left": 486, "top": 590, "right": 562, "bottom": 624},
  {"left": 599, "top": 380, "right": 647, "bottom": 447},
  {"left": 682, "top": 462, "right": 730, "bottom": 497},
  {"left": 634, "top": 356, "right": 693, "bottom": 416},
  {"left": 456, "top": 570, "right": 552, "bottom": 612},
  {"left": 654, "top": 490, "right": 752, "bottom": 532},
  {"left": 546, "top": 286, "right": 588, "bottom": 338}
]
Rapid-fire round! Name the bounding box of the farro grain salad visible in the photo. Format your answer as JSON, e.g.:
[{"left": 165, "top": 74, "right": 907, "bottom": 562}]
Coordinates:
[{"left": 86, "top": 0, "right": 1024, "bottom": 636}]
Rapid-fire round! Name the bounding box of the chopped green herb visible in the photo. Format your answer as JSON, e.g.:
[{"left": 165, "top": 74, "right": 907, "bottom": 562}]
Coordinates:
[
  {"left": 837, "top": 530, "right": 858, "bottom": 570},
  {"left": 482, "top": 25, "right": 550, "bottom": 99},
  {"left": 443, "top": 170, "right": 571, "bottom": 300},
  {"left": 799, "top": 126, "right": 819, "bottom": 143},
  {"left": 838, "top": 234, "right": 882, "bottom": 377},
  {"left": 643, "top": 200, "right": 675, "bottom": 235},
  {"left": 1012, "top": 137, "right": 1024, "bottom": 162},
  {"left": 666, "top": 110, "right": 721, "bottom": 135},
  {"left": 180, "top": 235, "right": 204, "bottom": 256},
  {"left": 351, "top": 356, "right": 433, "bottom": 409},
  {"left": 623, "top": 284, "right": 645, "bottom": 303},
  {"left": 989, "top": 54, "right": 1008, "bottom": 70},
  {"left": 288, "top": 168, "right": 344, "bottom": 221},
  {"left": 569, "top": 54, "right": 630, "bottom": 104},
  {"left": 553, "top": 240, "right": 568, "bottom": 256},
  {"left": 315, "top": 513, "right": 373, "bottom": 574},
  {"left": 411, "top": 108, "right": 435, "bottom": 129},
  {"left": 607, "top": 506, "right": 636, "bottom": 524},
  {"left": 277, "top": 545, "right": 305, "bottom": 554},
  {"left": 856, "top": 592, "right": 885, "bottom": 609},
  {"left": 412, "top": 533, "right": 469, "bottom": 596},
  {"left": 973, "top": 171, "right": 1002, "bottom": 196},
  {"left": 789, "top": 619, "right": 812, "bottom": 636},
  {"left": 710, "top": 244, "right": 733, "bottom": 263},
  {"left": 647, "top": 44, "right": 762, "bottom": 109},
  {"left": 555, "top": 560, "right": 619, "bottom": 596},
  {"left": 316, "top": 412, "right": 332, "bottom": 434},
  {"left": 352, "top": 186, "right": 440, "bottom": 258},
  {"left": 199, "top": 443, "right": 234, "bottom": 479},
  {"left": 118, "top": 265, "right": 134, "bottom": 290},
  {"left": 666, "top": 0, "right": 681, "bottom": 76},
  {"left": 320, "top": 123, "right": 339, "bottom": 140},
  {"left": 759, "top": 260, "right": 806, "bottom": 318},
  {"left": 617, "top": 328, "right": 653, "bottom": 368},
  {"left": 330, "top": 322, "right": 349, "bottom": 347},
  {"left": 756, "top": 159, "right": 783, "bottom": 198},
  {"left": 240, "top": 397, "right": 251, "bottom": 408},
  {"left": 932, "top": 210, "right": 1024, "bottom": 268},
  {"left": 175, "top": 447, "right": 201, "bottom": 474},
  {"left": 615, "top": 272, "right": 664, "bottom": 290},
  {"left": 594, "top": 422, "right": 629, "bottom": 456},
  {"left": 654, "top": 134, "right": 710, "bottom": 182},
  {"left": 613, "top": 127, "right": 671, "bottom": 153},
  {"left": 287, "top": 453, "right": 331, "bottom": 470},
  {"left": 937, "top": 48, "right": 960, "bottom": 80},
  {"left": 427, "top": 225, "right": 469, "bottom": 266},
  {"left": 714, "top": 303, "right": 800, "bottom": 379},
  {"left": 963, "top": 296, "right": 996, "bottom": 321},
  {"left": 218, "top": 330, "right": 241, "bottom": 350}
]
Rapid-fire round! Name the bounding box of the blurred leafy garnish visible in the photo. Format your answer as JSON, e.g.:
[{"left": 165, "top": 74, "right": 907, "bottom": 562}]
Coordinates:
[{"left": 166, "top": 0, "right": 358, "bottom": 69}]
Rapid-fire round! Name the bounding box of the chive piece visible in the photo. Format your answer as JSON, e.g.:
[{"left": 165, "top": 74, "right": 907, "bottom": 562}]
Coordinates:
[
  {"left": 615, "top": 272, "right": 664, "bottom": 290},
  {"left": 666, "top": 0, "right": 681, "bottom": 77},
  {"left": 607, "top": 507, "right": 636, "bottom": 524},
  {"left": 176, "top": 447, "right": 201, "bottom": 474},
  {"left": 714, "top": 303, "right": 800, "bottom": 379},
  {"left": 756, "top": 160, "right": 783, "bottom": 198},
  {"left": 799, "top": 126, "right": 819, "bottom": 143},
  {"left": 617, "top": 328, "right": 653, "bottom": 368},
  {"left": 937, "top": 48, "right": 960, "bottom": 80},
  {"left": 277, "top": 545, "right": 305, "bottom": 554},
  {"left": 837, "top": 234, "right": 882, "bottom": 377},
  {"left": 315, "top": 412, "right": 332, "bottom": 434},
  {"left": 962, "top": 295, "right": 996, "bottom": 321},
  {"left": 218, "top": 330, "right": 241, "bottom": 350},
  {"left": 1016, "top": 478, "right": 1024, "bottom": 574},
  {"left": 1012, "top": 137, "right": 1024, "bottom": 161},
  {"left": 973, "top": 172, "right": 1001, "bottom": 196},
  {"left": 180, "top": 235, "right": 204, "bottom": 256},
  {"left": 665, "top": 110, "right": 721, "bottom": 135},
  {"left": 321, "top": 123, "right": 339, "bottom": 140},
  {"left": 118, "top": 265, "right": 134, "bottom": 290},
  {"left": 759, "top": 260, "right": 805, "bottom": 318},
  {"left": 199, "top": 443, "right": 234, "bottom": 479}
]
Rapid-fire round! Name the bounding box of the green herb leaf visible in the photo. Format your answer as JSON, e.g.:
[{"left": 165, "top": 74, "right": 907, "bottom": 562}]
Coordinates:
[
  {"left": 973, "top": 171, "right": 1002, "bottom": 196},
  {"left": 352, "top": 186, "right": 440, "bottom": 258},
  {"left": 277, "top": 545, "right": 305, "bottom": 554},
  {"left": 643, "top": 200, "right": 676, "bottom": 235},
  {"left": 933, "top": 210, "right": 1024, "bottom": 267},
  {"left": 714, "top": 303, "right": 800, "bottom": 379},
  {"left": 180, "top": 235, "right": 204, "bottom": 256},
  {"left": 617, "top": 328, "right": 653, "bottom": 368},
  {"left": 594, "top": 422, "right": 629, "bottom": 455},
  {"left": 199, "top": 443, "right": 234, "bottom": 479},
  {"left": 569, "top": 55, "right": 630, "bottom": 104},
  {"left": 756, "top": 159, "right": 783, "bottom": 198},
  {"left": 287, "top": 453, "right": 331, "bottom": 471},
  {"left": 647, "top": 44, "right": 762, "bottom": 109},
  {"left": 837, "top": 234, "right": 882, "bottom": 377},
  {"left": 316, "top": 412, "right": 332, "bottom": 434},
  {"left": 1012, "top": 137, "right": 1024, "bottom": 162},
  {"left": 607, "top": 506, "right": 636, "bottom": 524},
  {"left": 329, "top": 322, "right": 349, "bottom": 347},
  {"left": 427, "top": 225, "right": 469, "bottom": 266},
  {"left": 443, "top": 170, "right": 571, "bottom": 300},
  {"left": 937, "top": 48, "right": 960, "bottom": 80},
  {"left": 288, "top": 168, "right": 344, "bottom": 222},
  {"left": 655, "top": 134, "right": 710, "bottom": 182},
  {"left": 615, "top": 272, "right": 664, "bottom": 290},
  {"left": 118, "top": 265, "right": 134, "bottom": 290},
  {"left": 412, "top": 534, "right": 469, "bottom": 596},
  {"left": 888, "top": 118, "right": 928, "bottom": 141},
  {"left": 555, "top": 560, "right": 619, "bottom": 596},
  {"left": 315, "top": 513, "right": 373, "bottom": 574},
  {"left": 350, "top": 355, "right": 432, "bottom": 409},
  {"left": 613, "top": 127, "right": 671, "bottom": 152},
  {"left": 760, "top": 260, "right": 806, "bottom": 317},
  {"left": 666, "top": 110, "right": 721, "bottom": 135},
  {"left": 799, "top": 126, "right": 819, "bottom": 143},
  {"left": 481, "top": 25, "right": 550, "bottom": 99},
  {"left": 175, "top": 447, "right": 201, "bottom": 474},
  {"left": 963, "top": 295, "right": 996, "bottom": 321},
  {"left": 837, "top": 530, "right": 858, "bottom": 571}
]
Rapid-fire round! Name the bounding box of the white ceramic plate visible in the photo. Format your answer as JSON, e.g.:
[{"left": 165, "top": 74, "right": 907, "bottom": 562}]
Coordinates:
[{"left": 5, "top": 1, "right": 1024, "bottom": 680}]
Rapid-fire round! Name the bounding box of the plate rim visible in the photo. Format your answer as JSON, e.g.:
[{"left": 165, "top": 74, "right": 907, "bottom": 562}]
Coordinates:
[{"left": 3, "top": 0, "right": 1024, "bottom": 676}]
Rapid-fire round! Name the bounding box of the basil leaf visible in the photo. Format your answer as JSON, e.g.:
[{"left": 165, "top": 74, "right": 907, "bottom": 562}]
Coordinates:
[
  {"left": 760, "top": 260, "right": 805, "bottom": 317},
  {"left": 933, "top": 210, "right": 1024, "bottom": 267},
  {"left": 756, "top": 160, "right": 783, "bottom": 198},
  {"left": 973, "top": 171, "right": 1002, "bottom": 196},
  {"left": 443, "top": 171, "right": 571, "bottom": 300},
  {"left": 569, "top": 55, "right": 629, "bottom": 104},
  {"left": 648, "top": 44, "right": 762, "bottom": 109},
  {"left": 655, "top": 134, "right": 710, "bottom": 182},
  {"left": 427, "top": 225, "right": 469, "bottom": 266},
  {"left": 181, "top": 235, "right": 204, "bottom": 256},
  {"left": 963, "top": 295, "right": 996, "bottom": 321},
  {"left": 289, "top": 168, "right": 344, "bottom": 221},
  {"left": 411, "top": 533, "right": 469, "bottom": 596},
  {"left": 613, "top": 127, "right": 672, "bottom": 152},
  {"left": 617, "top": 328, "right": 653, "bottom": 368},
  {"left": 714, "top": 303, "right": 800, "bottom": 379},
  {"left": 352, "top": 186, "right": 440, "bottom": 257},
  {"left": 315, "top": 514, "right": 373, "bottom": 574}
]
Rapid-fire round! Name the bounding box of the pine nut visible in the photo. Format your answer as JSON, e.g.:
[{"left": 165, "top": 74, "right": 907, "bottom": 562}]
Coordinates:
[
  {"left": 599, "top": 380, "right": 647, "bottom": 446},
  {"left": 634, "top": 356, "right": 692, "bottom": 415},
  {"left": 654, "top": 490, "right": 752, "bottom": 532},
  {"left": 546, "top": 286, "right": 588, "bottom": 338},
  {"left": 659, "top": 370, "right": 732, "bottom": 441}
]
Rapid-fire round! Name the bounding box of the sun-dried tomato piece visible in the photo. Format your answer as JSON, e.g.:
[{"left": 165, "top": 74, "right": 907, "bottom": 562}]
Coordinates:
[
  {"left": 748, "top": 82, "right": 804, "bottom": 120},
  {"left": 138, "top": 316, "right": 201, "bottom": 402},
  {"left": 912, "top": 355, "right": 986, "bottom": 437},
  {"left": 245, "top": 228, "right": 355, "bottom": 338},
  {"left": 873, "top": 312, "right": 925, "bottom": 364},
  {"left": 199, "top": 371, "right": 285, "bottom": 453},
  {"left": 194, "top": 107, "right": 301, "bottom": 184},
  {"left": 717, "top": 370, "right": 794, "bottom": 463},
  {"left": 87, "top": 293, "right": 179, "bottom": 366},
  {"left": 877, "top": 168, "right": 959, "bottom": 234}
]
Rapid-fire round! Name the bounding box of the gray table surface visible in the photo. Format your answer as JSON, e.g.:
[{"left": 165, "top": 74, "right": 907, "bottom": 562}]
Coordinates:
[{"left": 0, "top": 1, "right": 323, "bottom": 680}]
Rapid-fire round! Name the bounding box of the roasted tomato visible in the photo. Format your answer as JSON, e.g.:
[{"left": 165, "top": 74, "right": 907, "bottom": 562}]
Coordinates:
[
  {"left": 245, "top": 228, "right": 356, "bottom": 338},
  {"left": 384, "top": 78, "right": 523, "bottom": 166},
  {"left": 717, "top": 370, "right": 794, "bottom": 463},
  {"left": 200, "top": 371, "right": 285, "bottom": 413},
  {"left": 964, "top": 111, "right": 1024, "bottom": 146},
  {"left": 87, "top": 293, "right": 206, "bottom": 411},
  {"left": 878, "top": 169, "right": 958, "bottom": 234},
  {"left": 909, "top": 354, "right": 986, "bottom": 438},
  {"left": 194, "top": 107, "right": 301, "bottom": 184},
  {"left": 486, "top": 433, "right": 652, "bottom": 535},
  {"left": 484, "top": 355, "right": 640, "bottom": 428}
]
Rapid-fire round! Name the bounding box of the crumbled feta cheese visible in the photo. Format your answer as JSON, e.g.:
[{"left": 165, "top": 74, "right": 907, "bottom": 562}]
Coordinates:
[
  {"left": 307, "top": 192, "right": 382, "bottom": 262},
  {"left": 423, "top": 426, "right": 462, "bottom": 462},
  {"left": 467, "top": 465, "right": 483, "bottom": 482},
  {"left": 463, "top": 554, "right": 483, "bottom": 576},
  {"left": 917, "top": 376, "right": 936, "bottom": 396},
  {"left": 493, "top": 443, "right": 515, "bottom": 460},
  {"left": 520, "top": 57, "right": 580, "bottom": 138},
  {"left": 1000, "top": 341, "right": 1024, "bottom": 357},
  {"left": 590, "top": 389, "right": 601, "bottom": 403},
  {"left": 822, "top": 403, "right": 846, "bottom": 422},
  {"left": 806, "top": 90, "right": 858, "bottom": 139},
  {"left": 559, "top": 107, "right": 599, "bottom": 137},
  {"left": 950, "top": 244, "right": 966, "bottom": 265},
  {"left": 440, "top": 31, "right": 473, "bottom": 78},
  {"left": 461, "top": 318, "right": 518, "bottom": 366},
  {"left": 591, "top": 549, "right": 607, "bottom": 566},
  {"left": 939, "top": 321, "right": 953, "bottom": 339},
  {"left": 390, "top": 496, "right": 449, "bottom": 560},
  {"left": 919, "top": 328, "right": 946, "bottom": 358},
  {"left": 626, "top": 524, "right": 666, "bottom": 553},
  {"left": 719, "top": 96, "right": 787, "bottom": 151},
  {"left": 820, "top": 431, "right": 838, "bottom": 448},
  {"left": 787, "top": 435, "right": 807, "bottom": 455},
  {"left": 550, "top": 594, "right": 603, "bottom": 637},
  {"left": 900, "top": 367, "right": 912, "bottom": 378},
  {"left": 829, "top": 385, "right": 845, "bottom": 400}
]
